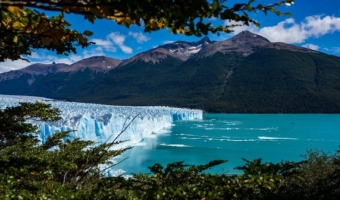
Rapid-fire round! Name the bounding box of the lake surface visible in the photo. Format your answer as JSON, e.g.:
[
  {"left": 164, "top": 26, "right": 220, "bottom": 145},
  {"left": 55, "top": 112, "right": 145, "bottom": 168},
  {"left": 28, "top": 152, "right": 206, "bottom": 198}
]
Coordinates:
[{"left": 117, "top": 114, "right": 340, "bottom": 175}]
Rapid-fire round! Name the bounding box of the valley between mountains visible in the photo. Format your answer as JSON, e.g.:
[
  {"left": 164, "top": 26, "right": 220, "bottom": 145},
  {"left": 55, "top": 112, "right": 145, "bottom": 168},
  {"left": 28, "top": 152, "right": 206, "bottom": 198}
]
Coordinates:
[{"left": 1, "top": 31, "right": 340, "bottom": 113}]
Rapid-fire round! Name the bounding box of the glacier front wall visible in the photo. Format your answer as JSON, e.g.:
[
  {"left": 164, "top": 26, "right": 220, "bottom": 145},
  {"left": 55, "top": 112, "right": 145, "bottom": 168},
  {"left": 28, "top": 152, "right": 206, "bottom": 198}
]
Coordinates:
[{"left": 0, "top": 95, "right": 203, "bottom": 149}]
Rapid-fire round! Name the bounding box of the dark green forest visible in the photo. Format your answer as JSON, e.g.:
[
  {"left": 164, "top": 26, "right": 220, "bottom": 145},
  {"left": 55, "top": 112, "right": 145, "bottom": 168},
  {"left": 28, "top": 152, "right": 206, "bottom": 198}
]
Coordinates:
[
  {"left": 1, "top": 103, "right": 339, "bottom": 199},
  {"left": 60, "top": 49, "right": 340, "bottom": 113},
  {"left": 1, "top": 49, "right": 340, "bottom": 113},
  {"left": 67, "top": 49, "right": 340, "bottom": 113}
]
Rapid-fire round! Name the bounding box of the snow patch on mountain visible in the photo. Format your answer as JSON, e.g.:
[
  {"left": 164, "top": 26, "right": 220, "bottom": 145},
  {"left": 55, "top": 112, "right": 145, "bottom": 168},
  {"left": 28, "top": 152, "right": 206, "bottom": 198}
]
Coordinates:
[
  {"left": 119, "top": 37, "right": 213, "bottom": 66},
  {"left": 169, "top": 44, "right": 202, "bottom": 55}
]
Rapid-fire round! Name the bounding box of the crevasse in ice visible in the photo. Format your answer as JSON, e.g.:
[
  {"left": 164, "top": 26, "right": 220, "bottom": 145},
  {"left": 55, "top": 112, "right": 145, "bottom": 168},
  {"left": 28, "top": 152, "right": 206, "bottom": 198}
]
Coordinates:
[{"left": 0, "top": 95, "right": 203, "bottom": 149}]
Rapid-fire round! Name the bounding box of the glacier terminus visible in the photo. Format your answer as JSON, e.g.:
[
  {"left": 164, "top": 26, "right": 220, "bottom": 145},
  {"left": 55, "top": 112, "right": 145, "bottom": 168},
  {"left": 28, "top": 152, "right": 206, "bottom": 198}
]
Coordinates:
[{"left": 0, "top": 95, "right": 203, "bottom": 150}]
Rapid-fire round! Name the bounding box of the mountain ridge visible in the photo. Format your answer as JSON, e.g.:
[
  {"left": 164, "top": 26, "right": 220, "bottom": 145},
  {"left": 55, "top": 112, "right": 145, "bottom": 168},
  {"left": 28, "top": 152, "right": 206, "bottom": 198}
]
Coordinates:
[
  {"left": 1, "top": 31, "right": 340, "bottom": 113},
  {"left": 0, "top": 31, "right": 322, "bottom": 78},
  {"left": 0, "top": 56, "right": 122, "bottom": 81},
  {"left": 118, "top": 36, "right": 214, "bottom": 66}
]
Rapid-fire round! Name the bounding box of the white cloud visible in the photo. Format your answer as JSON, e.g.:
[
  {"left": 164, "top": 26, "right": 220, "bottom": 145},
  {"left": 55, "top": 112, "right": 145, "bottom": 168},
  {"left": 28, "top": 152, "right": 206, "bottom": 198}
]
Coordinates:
[
  {"left": 27, "top": 52, "right": 41, "bottom": 59},
  {"left": 302, "top": 43, "right": 319, "bottom": 50},
  {"left": 69, "top": 54, "right": 83, "bottom": 63},
  {"left": 28, "top": 52, "right": 82, "bottom": 65},
  {"left": 0, "top": 52, "right": 85, "bottom": 74},
  {"left": 0, "top": 59, "right": 30, "bottom": 73},
  {"left": 50, "top": 54, "right": 83, "bottom": 64},
  {"left": 332, "top": 47, "right": 340, "bottom": 53},
  {"left": 128, "top": 31, "right": 150, "bottom": 43},
  {"left": 91, "top": 39, "right": 111, "bottom": 47},
  {"left": 256, "top": 18, "right": 307, "bottom": 43},
  {"left": 89, "top": 32, "right": 134, "bottom": 54},
  {"left": 227, "top": 15, "right": 340, "bottom": 44},
  {"left": 324, "top": 46, "right": 340, "bottom": 54},
  {"left": 107, "top": 32, "right": 133, "bottom": 54},
  {"left": 90, "top": 38, "right": 117, "bottom": 52},
  {"left": 224, "top": 20, "right": 259, "bottom": 35},
  {"left": 83, "top": 47, "right": 105, "bottom": 58}
]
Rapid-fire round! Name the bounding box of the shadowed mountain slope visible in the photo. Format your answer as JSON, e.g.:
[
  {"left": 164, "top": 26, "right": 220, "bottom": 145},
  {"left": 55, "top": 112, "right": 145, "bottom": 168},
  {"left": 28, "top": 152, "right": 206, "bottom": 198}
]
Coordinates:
[{"left": 1, "top": 32, "right": 340, "bottom": 113}]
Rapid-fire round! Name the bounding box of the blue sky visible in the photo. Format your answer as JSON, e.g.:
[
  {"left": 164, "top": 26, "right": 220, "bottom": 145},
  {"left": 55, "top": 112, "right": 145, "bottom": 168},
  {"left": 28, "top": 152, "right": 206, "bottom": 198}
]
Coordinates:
[{"left": 1, "top": 0, "right": 340, "bottom": 73}]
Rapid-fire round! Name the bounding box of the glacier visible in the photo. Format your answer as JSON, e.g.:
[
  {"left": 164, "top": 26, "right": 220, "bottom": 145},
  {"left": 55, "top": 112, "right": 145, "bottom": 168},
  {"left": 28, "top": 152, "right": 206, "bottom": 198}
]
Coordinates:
[{"left": 0, "top": 95, "right": 203, "bottom": 150}]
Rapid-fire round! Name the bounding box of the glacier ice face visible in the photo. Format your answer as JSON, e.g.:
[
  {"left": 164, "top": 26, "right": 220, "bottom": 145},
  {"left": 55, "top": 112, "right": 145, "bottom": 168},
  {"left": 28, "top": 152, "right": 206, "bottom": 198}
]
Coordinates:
[{"left": 0, "top": 95, "right": 203, "bottom": 150}]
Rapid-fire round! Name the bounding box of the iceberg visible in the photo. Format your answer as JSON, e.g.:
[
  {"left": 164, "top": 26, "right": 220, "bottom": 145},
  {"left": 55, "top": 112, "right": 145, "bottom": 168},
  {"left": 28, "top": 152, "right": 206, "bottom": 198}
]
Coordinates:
[{"left": 0, "top": 95, "right": 203, "bottom": 150}]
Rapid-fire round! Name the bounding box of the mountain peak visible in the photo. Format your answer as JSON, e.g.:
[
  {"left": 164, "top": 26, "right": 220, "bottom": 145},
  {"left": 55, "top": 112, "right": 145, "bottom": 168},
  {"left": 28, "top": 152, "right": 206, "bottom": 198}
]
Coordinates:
[
  {"left": 192, "top": 31, "right": 271, "bottom": 58},
  {"left": 120, "top": 37, "right": 214, "bottom": 66},
  {"left": 59, "top": 56, "right": 122, "bottom": 72},
  {"left": 232, "top": 31, "right": 270, "bottom": 43},
  {"left": 193, "top": 30, "right": 318, "bottom": 59},
  {"left": 198, "top": 36, "right": 212, "bottom": 45}
]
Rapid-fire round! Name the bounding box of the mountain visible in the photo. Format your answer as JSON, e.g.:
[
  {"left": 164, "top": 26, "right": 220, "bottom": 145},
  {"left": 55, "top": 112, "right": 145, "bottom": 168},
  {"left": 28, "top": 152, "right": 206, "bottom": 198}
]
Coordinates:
[
  {"left": 0, "top": 63, "right": 68, "bottom": 81},
  {"left": 60, "top": 56, "right": 122, "bottom": 72},
  {"left": 194, "top": 31, "right": 315, "bottom": 58},
  {"left": 0, "top": 56, "right": 122, "bottom": 97},
  {"left": 1, "top": 31, "right": 340, "bottom": 113},
  {"left": 119, "top": 36, "right": 213, "bottom": 66}
]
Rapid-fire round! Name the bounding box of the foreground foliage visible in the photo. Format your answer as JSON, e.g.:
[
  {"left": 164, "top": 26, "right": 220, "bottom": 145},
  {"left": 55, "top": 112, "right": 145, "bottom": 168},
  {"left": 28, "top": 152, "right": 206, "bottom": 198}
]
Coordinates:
[
  {"left": 0, "top": 102, "right": 339, "bottom": 199},
  {"left": 0, "top": 102, "right": 131, "bottom": 199}
]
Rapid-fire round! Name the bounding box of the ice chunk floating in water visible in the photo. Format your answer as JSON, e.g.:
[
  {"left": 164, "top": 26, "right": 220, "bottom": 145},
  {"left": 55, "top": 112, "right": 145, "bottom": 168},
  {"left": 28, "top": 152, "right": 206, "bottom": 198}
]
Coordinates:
[{"left": 0, "top": 95, "right": 203, "bottom": 149}]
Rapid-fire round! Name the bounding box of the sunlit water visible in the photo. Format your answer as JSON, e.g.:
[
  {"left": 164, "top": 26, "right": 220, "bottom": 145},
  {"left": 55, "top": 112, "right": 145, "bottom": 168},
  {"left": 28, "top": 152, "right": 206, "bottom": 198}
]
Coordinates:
[{"left": 117, "top": 114, "right": 340, "bottom": 175}]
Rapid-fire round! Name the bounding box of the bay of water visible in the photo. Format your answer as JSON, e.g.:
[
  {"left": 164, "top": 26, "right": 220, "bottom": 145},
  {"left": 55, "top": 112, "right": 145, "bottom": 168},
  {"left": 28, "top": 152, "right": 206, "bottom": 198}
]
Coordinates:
[{"left": 118, "top": 114, "right": 340, "bottom": 175}]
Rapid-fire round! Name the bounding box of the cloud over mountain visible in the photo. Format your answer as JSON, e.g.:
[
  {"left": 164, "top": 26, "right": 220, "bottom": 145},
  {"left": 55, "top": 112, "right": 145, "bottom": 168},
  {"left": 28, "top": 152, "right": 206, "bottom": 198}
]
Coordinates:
[{"left": 230, "top": 15, "right": 340, "bottom": 44}]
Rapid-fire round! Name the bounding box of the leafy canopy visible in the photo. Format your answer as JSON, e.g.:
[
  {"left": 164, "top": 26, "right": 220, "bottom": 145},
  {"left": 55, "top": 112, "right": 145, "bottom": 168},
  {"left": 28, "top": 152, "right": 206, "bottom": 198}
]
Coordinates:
[{"left": 0, "top": 0, "right": 294, "bottom": 61}]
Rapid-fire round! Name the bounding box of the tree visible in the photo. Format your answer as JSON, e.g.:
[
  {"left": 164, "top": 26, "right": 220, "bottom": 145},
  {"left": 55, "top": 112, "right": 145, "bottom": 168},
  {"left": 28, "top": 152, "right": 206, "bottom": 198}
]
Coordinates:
[
  {"left": 277, "top": 150, "right": 340, "bottom": 199},
  {"left": 0, "top": 0, "right": 294, "bottom": 61},
  {"left": 0, "top": 102, "right": 131, "bottom": 199}
]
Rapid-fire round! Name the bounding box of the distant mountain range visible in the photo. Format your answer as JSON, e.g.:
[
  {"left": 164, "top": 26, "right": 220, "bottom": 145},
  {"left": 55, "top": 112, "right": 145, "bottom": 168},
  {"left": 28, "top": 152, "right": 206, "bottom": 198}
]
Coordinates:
[{"left": 1, "top": 31, "right": 340, "bottom": 113}]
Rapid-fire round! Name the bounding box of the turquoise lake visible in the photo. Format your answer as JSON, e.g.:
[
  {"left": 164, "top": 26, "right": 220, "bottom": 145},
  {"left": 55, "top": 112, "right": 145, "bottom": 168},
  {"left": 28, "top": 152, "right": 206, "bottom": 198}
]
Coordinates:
[{"left": 118, "top": 114, "right": 340, "bottom": 175}]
